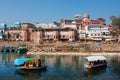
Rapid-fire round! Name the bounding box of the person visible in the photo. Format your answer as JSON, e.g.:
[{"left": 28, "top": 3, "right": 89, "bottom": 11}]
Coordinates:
[
  {"left": 88, "top": 61, "right": 91, "bottom": 65},
  {"left": 28, "top": 63, "right": 33, "bottom": 68},
  {"left": 38, "top": 59, "right": 41, "bottom": 67}
]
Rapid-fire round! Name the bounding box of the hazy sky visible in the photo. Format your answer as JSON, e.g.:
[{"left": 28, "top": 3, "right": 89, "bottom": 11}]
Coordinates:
[{"left": 0, "top": 0, "right": 120, "bottom": 26}]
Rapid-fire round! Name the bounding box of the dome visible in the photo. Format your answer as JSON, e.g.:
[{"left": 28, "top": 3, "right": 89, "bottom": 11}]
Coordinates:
[{"left": 84, "top": 13, "right": 90, "bottom": 19}]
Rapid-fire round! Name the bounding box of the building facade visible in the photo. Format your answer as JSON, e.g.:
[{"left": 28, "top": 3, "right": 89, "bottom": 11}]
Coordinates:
[
  {"left": 4, "top": 13, "right": 112, "bottom": 42},
  {"left": 78, "top": 13, "right": 112, "bottom": 41},
  {"left": 7, "top": 23, "right": 35, "bottom": 41},
  {"left": 30, "top": 28, "right": 76, "bottom": 42}
]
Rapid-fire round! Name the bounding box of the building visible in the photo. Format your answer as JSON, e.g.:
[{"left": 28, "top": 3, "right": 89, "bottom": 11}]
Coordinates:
[
  {"left": 59, "top": 28, "right": 75, "bottom": 41},
  {"left": 79, "top": 13, "right": 112, "bottom": 41},
  {"left": 4, "top": 13, "right": 112, "bottom": 42},
  {"left": 7, "top": 23, "right": 35, "bottom": 41},
  {"left": 36, "top": 23, "right": 57, "bottom": 29},
  {"left": 61, "top": 14, "right": 82, "bottom": 30},
  {"left": 30, "top": 27, "right": 76, "bottom": 43},
  {"left": 0, "top": 23, "right": 7, "bottom": 40},
  {"left": 84, "top": 25, "right": 112, "bottom": 41},
  {"left": 43, "top": 29, "right": 59, "bottom": 41},
  {"left": 30, "top": 28, "right": 43, "bottom": 43}
]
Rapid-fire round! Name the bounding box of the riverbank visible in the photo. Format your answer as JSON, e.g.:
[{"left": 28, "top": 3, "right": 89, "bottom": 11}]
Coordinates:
[
  {"left": 1, "top": 41, "right": 120, "bottom": 54},
  {"left": 27, "top": 51, "right": 120, "bottom": 56}
]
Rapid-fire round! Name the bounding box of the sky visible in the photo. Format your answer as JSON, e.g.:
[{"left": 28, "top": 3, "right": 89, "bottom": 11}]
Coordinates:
[{"left": 0, "top": 0, "right": 120, "bottom": 26}]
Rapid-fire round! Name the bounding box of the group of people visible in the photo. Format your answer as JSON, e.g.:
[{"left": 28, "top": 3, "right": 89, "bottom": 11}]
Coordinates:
[
  {"left": 88, "top": 60, "right": 107, "bottom": 65},
  {"left": 23, "top": 59, "right": 41, "bottom": 68}
]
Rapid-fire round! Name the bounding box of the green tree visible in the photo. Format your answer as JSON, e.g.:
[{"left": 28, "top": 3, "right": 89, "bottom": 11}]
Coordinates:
[{"left": 110, "top": 16, "right": 120, "bottom": 29}]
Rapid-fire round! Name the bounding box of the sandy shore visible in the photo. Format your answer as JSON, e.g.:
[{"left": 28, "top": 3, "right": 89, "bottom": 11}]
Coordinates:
[{"left": 27, "top": 51, "right": 120, "bottom": 56}]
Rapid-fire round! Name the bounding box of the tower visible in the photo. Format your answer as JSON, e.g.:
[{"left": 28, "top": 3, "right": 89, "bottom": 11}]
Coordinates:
[{"left": 83, "top": 13, "right": 90, "bottom": 21}]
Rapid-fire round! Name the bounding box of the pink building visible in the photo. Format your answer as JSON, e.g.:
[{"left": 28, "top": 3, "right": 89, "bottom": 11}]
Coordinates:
[
  {"left": 59, "top": 28, "right": 75, "bottom": 41},
  {"left": 30, "top": 31, "right": 43, "bottom": 42},
  {"left": 43, "top": 29, "right": 59, "bottom": 41},
  {"left": 30, "top": 28, "right": 76, "bottom": 42},
  {"left": 82, "top": 13, "right": 106, "bottom": 27},
  {"left": 7, "top": 23, "right": 35, "bottom": 41}
]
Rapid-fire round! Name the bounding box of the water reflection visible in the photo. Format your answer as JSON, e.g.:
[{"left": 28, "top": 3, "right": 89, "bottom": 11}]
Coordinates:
[
  {"left": 0, "top": 53, "right": 120, "bottom": 80},
  {"left": 84, "top": 66, "right": 107, "bottom": 76},
  {"left": 15, "top": 69, "right": 47, "bottom": 80},
  {"left": 118, "top": 55, "right": 120, "bottom": 63}
]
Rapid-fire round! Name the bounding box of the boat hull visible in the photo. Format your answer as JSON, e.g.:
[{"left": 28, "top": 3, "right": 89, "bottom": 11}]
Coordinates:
[
  {"left": 84, "top": 63, "right": 107, "bottom": 69},
  {"left": 15, "top": 65, "right": 47, "bottom": 70}
]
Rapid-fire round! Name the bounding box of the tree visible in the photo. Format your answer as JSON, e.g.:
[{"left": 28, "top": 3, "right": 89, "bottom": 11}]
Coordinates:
[
  {"left": 110, "top": 16, "right": 120, "bottom": 29},
  {"left": 109, "top": 16, "right": 120, "bottom": 37}
]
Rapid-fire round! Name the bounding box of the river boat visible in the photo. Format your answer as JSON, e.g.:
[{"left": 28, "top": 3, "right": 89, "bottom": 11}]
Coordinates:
[
  {"left": 14, "top": 58, "right": 47, "bottom": 70},
  {"left": 16, "top": 46, "right": 27, "bottom": 53},
  {"left": 1, "top": 46, "right": 15, "bottom": 52},
  {"left": 84, "top": 56, "right": 107, "bottom": 69}
]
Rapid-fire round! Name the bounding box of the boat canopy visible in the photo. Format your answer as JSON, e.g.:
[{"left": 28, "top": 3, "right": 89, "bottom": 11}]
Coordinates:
[
  {"left": 14, "top": 58, "right": 37, "bottom": 66},
  {"left": 5, "top": 46, "right": 13, "bottom": 48},
  {"left": 17, "top": 46, "right": 26, "bottom": 50},
  {"left": 86, "top": 56, "right": 106, "bottom": 62}
]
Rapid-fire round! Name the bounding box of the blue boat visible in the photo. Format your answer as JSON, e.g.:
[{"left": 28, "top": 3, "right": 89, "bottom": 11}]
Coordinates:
[{"left": 14, "top": 58, "right": 47, "bottom": 70}]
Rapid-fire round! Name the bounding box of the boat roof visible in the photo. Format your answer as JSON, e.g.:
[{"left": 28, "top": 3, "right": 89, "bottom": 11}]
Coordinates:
[
  {"left": 5, "top": 46, "right": 13, "bottom": 48},
  {"left": 17, "top": 46, "right": 26, "bottom": 50},
  {"left": 14, "top": 58, "right": 37, "bottom": 66},
  {"left": 86, "top": 56, "right": 106, "bottom": 61}
]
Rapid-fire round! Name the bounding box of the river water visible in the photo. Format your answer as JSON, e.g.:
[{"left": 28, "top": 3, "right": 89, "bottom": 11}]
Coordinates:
[{"left": 0, "top": 53, "right": 120, "bottom": 80}]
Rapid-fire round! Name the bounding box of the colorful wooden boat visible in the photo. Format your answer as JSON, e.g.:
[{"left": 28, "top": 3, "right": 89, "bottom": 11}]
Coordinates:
[
  {"left": 14, "top": 58, "right": 47, "bottom": 70},
  {"left": 84, "top": 56, "right": 107, "bottom": 69}
]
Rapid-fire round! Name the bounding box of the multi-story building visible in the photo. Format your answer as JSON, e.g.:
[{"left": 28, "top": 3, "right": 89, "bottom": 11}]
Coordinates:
[
  {"left": 30, "top": 28, "right": 43, "bottom": 43},
  {"left": 59, "top": 28, "right": 75, "bottom": 41},
  {"left": 30, "top": 27, "right": 76, "bottom": 43},
  {"left": 43, "top": 29, "right": 59, "bottom": 41},
  {"left": 4, "top": 13, "right": 112, "bottom": 42},
  {"left": 61, "top": 14, "right": 82, "bottom": 29},
  {"left": 80, "top": 13, "right": 112, "bottom": 41},
  {"left": 7, "top": 23, "right": 35, "bottom": 41},
  {"left": 84, "top": 25, "right": 111, "bottom": 40}
]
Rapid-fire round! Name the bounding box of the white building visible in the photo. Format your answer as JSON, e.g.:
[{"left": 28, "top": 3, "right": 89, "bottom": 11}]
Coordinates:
[
  {"left": 0, "top": 23, "right": 7, "bottom": 39},
  {"left": 84, "top": 25, "right": 112, "bottom": 40},
  {"left": 36, "top": 23, "right": 57, "bottom": 29}
]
